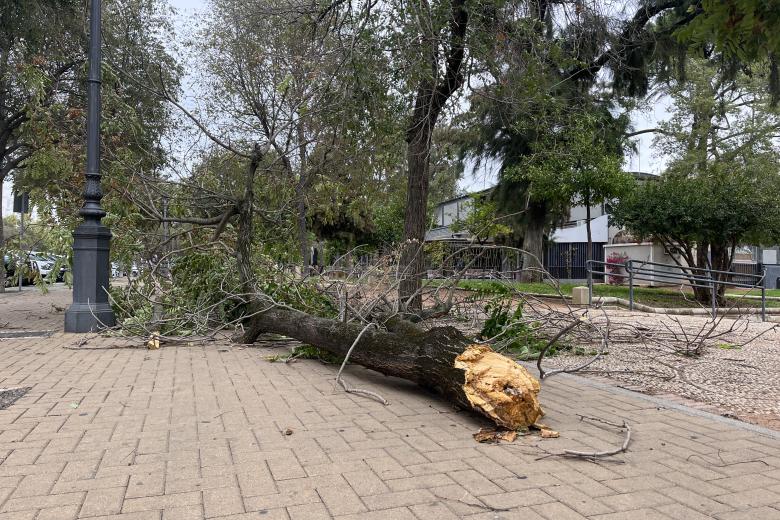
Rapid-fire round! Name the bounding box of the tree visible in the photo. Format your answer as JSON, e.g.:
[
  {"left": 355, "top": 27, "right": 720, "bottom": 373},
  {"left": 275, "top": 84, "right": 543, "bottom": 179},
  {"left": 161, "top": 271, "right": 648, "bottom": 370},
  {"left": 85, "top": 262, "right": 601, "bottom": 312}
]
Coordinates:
[
  {"left": 612, "top": 56, "right": 780, "bottom": 302},
  {"left": 0, "top": 0, "right": 82, "bottom": 291},
  {"left": 459, "top": 0, "right": 694, "bottom": 282},
  {"left": 394, "top": 0, "right": 471, "bottom": 309},
  {"left": 4, "top": 0, "right": 182, "bottom": 287},
  {"left": 177, "top": 0, "right": 398, "bottom": 275},
  {"left": 513, "top": 112, "right": 634, "bottom": 265}
]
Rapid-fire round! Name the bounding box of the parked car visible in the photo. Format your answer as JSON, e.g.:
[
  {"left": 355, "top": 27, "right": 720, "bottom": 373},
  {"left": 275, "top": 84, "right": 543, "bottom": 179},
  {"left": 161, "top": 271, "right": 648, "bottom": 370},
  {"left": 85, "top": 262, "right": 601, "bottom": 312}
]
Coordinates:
[
  {"left": 3, "top": 254, "right": 37, "bottom": 286},
  {"left": 30, "top": 254, "right": 54, "bottom": 280}
]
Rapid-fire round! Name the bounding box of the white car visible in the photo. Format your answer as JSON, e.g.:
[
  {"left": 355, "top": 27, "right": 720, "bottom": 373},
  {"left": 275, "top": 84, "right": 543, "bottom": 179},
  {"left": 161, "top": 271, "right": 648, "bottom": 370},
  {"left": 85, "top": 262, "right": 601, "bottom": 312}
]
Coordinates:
[{"left": 30, "top": 254, "right": 54, "bottom": 279}]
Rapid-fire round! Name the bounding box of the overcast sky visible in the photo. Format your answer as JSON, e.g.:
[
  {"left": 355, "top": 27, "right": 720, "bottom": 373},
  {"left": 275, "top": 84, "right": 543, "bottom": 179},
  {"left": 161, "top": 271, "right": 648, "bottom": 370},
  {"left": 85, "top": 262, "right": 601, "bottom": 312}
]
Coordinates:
[{"left": 3, "top": 0, "right": 668, "bottom": 216}]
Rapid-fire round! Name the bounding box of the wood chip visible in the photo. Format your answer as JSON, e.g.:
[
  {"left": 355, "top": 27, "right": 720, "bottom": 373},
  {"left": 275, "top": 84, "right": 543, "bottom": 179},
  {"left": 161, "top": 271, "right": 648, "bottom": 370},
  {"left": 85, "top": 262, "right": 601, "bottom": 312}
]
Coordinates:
[{"left": 473, "top": 427, "right": 517, "bottom": 443}]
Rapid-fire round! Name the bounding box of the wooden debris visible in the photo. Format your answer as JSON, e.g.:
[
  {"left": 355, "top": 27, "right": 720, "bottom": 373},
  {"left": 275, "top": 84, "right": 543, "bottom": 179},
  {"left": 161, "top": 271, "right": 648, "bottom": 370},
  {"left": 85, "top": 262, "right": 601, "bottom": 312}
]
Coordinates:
[
  {"left": 455, "top": 344, "right": 544, "bottom": 429},
  {"left": 473, "top": 427, "right": 518, "bottom": 443}
]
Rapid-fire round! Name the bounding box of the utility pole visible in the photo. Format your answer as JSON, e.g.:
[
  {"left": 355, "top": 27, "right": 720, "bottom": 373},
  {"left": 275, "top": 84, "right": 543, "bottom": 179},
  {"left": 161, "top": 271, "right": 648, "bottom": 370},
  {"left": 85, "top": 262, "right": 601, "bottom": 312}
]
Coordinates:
[{"left": 64, "top": 0, "right": 115, "bottom": 332}]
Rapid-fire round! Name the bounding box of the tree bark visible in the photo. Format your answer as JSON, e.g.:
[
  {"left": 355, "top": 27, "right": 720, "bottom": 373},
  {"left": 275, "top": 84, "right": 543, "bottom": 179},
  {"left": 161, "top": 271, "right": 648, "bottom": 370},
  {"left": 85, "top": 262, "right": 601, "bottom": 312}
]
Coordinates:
[
  {"left": 399, "top": 123, "right": 433, "bottom": 310},
  {"left": 0, "top": 180, "right": 5, "bottom": 292},
  {"left": 296, "top": 180, "right": 310, "bottom": 275},
  {"left": 692, "top": 241, "right": 711, "bottom": 303},
  {"left": 520, "top": 212, "right": 545, "bottom": 283},
  {"left": 240, "top": 307, "right": 544, "bottom": 429},
  {"left": 710, "top": 242, "right": 730, "bottom": 304},
  {"left": 236, "top": 146, "right": 263, "bottom": 295},
  {"left": 296, "top": 118, "right": 310, "bottom": 275},
  {"left": 398, "top": 0, "right": 469, "bottom": 310}
]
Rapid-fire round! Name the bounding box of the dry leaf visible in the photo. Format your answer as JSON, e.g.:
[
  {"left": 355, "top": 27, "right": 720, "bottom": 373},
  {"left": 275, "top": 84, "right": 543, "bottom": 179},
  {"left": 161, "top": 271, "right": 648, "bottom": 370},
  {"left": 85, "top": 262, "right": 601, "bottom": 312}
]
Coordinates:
[{"left": 540, "top": 429, "right": 560, "bottom": 438}]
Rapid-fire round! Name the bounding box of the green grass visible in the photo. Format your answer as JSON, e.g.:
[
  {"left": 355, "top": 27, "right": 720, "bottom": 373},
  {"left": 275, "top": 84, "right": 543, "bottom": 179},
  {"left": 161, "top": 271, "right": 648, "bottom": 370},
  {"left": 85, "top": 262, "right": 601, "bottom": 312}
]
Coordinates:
[{"left": 450, "top": 279, "right": 780, "bottom": 309}]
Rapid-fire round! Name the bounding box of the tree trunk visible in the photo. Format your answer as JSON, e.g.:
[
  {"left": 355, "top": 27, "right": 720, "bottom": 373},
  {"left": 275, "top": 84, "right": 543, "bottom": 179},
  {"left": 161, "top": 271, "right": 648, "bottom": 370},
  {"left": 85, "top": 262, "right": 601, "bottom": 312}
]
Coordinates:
[
  {"left": 692, "top": 241, "right": 711, "bottom": 303},
  {"left": 236, "top": 147, "right": 262, "bottom": 295},
  {"left": 296, "top": 180, "right": 310, "bottom": 276},
  {"left": 0, "top": 180, "right": 5, "bottom": 292},
  {"left": 399, "top": 123, "right": 432, "bottom": 310},
  {"left": 710, "top": 242, "right": 730, "bottom": 304},
  {"left": 296, "top": 117, "right": 310, "bottom": 276},
  {"left": 520, "top": 212, "right": 545, "bottom": 283},
  {"left": 398, "top": 0, "right": 469, "bottom": 310},
  {"left": 240, "top": 307, "right": 544, "bottom": 429}
]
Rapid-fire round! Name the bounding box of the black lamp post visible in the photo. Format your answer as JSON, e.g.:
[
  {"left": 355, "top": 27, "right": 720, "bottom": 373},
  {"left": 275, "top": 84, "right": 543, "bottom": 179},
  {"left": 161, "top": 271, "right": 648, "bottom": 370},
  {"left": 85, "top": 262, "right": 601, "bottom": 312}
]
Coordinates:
[{"left": 64, "top": 0, "right": 115, "bottom": 332}]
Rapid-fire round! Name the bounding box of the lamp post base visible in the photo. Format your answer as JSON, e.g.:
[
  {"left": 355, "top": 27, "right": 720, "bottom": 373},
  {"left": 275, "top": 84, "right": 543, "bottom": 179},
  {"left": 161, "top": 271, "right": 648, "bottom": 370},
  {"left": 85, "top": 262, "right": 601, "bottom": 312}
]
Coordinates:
[
  {"left": 64, "top": 220, "right": 115, "bottom": 333},
  {"left": 64, "top": 302, "right": 115, "bottom": 332}
]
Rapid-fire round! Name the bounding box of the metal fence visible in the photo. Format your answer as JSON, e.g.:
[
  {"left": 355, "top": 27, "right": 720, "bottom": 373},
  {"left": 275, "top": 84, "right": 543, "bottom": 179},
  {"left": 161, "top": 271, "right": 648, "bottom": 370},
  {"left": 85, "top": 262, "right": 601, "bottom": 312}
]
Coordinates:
[
  {"left": 586, "top": 259, "right": 767, "bottom": 321},
  {"left": 424, "top": 242, "right": 521, "bottom": 278},
  {"left": 545, "top": 242, "right": 605, "bottom": 281}
]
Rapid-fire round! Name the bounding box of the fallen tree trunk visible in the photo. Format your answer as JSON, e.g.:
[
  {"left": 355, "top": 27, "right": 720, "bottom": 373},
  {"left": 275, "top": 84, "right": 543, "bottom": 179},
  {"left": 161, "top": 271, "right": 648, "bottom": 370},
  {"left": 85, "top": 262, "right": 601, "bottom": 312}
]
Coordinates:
[{"left": 240, "top": 306, "right": 544, "bottom": 429}]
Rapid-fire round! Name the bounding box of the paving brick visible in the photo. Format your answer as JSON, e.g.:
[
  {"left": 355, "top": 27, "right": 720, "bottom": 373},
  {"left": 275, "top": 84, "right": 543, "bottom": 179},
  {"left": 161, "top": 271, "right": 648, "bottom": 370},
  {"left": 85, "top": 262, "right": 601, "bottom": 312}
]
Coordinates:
[
  {"left": 588, "top": 507, "right": 673, "bottom": 519},
  {"left": 409, "top": 502, "right": 460, "bottom": 520},
  {"left": 603, "top": 475, "right": 670, "bottom": 493},
  {"left": 162, "top": 506, "right": 203, "bottom": 520},
  {"left": 715, "top": 507, "right": 780, "bottom": 520},
  {"left": 543, "top": 484, "right": 614, "bottom": 516},
  {"left": 317, "top": 485, "right": 367, "bottom": 515},
  {"left": 714, "top": 488, "right": 780, "bottom": 508},
  {"left": 81, "top": 487, "right": 127, "bottom": 516},
  {"left": 334, "top": 507, "right": 417, "bottom": 520},
  {"left": 342, "top": 469, "right": 389, "bottom": 496},
  {"left": 364, "top": 456, "right": 411, "bottom": 480},
  {"left": 598, "top": 490, "right": 675, "bottom": 512},
  {"left": 243, "top": 489, "right": 321, "bottom": 510},
  {"left": 126, "top": 472, "right": 165, "bottom": 499},
  {"left": 122, "top": 492, "right": 201, "bottom": 513},
  {"left": 447, "top": 469, "right": 502, "bottom": 496},
  {"left": 1, "top": 491, "right": 84, "bottom": 513},
  {"left": 532, "top": 501, "right": 589, "bottom": 520},
  {"left": 36, "top": 504, "right": 80, "bottom": 520},
  {"left": 10, "top": 472, "right": 59, "bottom": 498},
  {"left": 656, "top": 502, "right": 722, "bottom": 520},
  {"left": 287, "top": 502, "right": 331, "bottom": 520},
  {"left": 361, "top": 489, "right": 437, "bottom": 510},
  {"left": 478, "top": 489, "right": 554, "bottom": 510},
  {"left": 203, "top": 486, "right": 245, "bottom": 517}
]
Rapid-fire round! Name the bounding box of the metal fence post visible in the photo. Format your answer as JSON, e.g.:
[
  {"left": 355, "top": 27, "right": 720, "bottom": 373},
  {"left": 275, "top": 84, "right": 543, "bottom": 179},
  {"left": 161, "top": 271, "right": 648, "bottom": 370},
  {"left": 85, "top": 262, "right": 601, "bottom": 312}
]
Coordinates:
[
  {"left": 587, "top": 261, "right": 593, "bottom": 306},
  {"left": 628, "top": 261, "right": 634, "bottom": 311},
  {"left": 762, "top": 268, "right": 767, "bottom": 322}
]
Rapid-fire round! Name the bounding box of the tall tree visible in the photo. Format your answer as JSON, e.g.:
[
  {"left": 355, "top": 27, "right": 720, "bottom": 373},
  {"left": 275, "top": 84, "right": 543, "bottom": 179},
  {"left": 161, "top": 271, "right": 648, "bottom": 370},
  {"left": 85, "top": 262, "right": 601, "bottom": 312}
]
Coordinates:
[
  {"left": 394, "top": 0, "right": 470, "bottom": 309},
  {"left": 178, "top": 0, "right": 395, "bottom": 275},
  {"left": 8, "top": 0, "right": 181, "bottom": 279},
  {"left": 461, "top": 0, "right": 702, "bottom": 282},
  {"left": 513, "top": 111, "right": 634, "bottom": 265},
  {"left": 613, "top": 56, "right": 780, "bottom": 302},
  {"left": 0, "top": 0, "right": 82, "bottom": 291}
]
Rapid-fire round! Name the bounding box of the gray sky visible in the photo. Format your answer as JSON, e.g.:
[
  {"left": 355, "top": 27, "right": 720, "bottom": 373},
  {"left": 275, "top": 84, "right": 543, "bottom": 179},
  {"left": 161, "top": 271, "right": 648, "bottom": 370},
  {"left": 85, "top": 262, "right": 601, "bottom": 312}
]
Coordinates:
[{"left": 3, "top": 0, "right": 667, "bottom": 216}]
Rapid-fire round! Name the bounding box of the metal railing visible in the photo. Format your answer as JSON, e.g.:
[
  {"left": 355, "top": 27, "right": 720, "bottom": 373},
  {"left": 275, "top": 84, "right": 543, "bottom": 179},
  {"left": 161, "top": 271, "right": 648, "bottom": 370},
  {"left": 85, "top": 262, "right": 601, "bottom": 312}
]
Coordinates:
[{"left": 586, "top": 259, "right": 767, "bottom": 321}]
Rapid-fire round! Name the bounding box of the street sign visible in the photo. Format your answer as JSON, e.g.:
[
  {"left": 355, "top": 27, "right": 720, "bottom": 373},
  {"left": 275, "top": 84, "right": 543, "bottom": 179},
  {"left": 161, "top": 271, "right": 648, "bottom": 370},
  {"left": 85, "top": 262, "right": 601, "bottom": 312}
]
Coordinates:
[{"left": 12, "top": 192, "right": 29, "bottom": 214}]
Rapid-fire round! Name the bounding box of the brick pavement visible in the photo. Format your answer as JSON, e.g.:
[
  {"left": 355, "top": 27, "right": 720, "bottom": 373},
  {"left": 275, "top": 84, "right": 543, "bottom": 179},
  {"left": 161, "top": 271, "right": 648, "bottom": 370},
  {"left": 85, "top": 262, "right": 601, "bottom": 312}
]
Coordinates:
[{"left": 0, "top": 286, "right": 779, "bottom": 519}]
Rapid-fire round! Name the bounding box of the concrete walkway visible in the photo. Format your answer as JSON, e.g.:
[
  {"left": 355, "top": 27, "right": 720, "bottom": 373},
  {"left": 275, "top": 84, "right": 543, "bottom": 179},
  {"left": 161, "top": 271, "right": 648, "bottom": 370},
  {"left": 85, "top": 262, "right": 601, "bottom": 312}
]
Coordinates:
[{"left": 0, "top": 287, "right": 779, "bottom": 519}]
